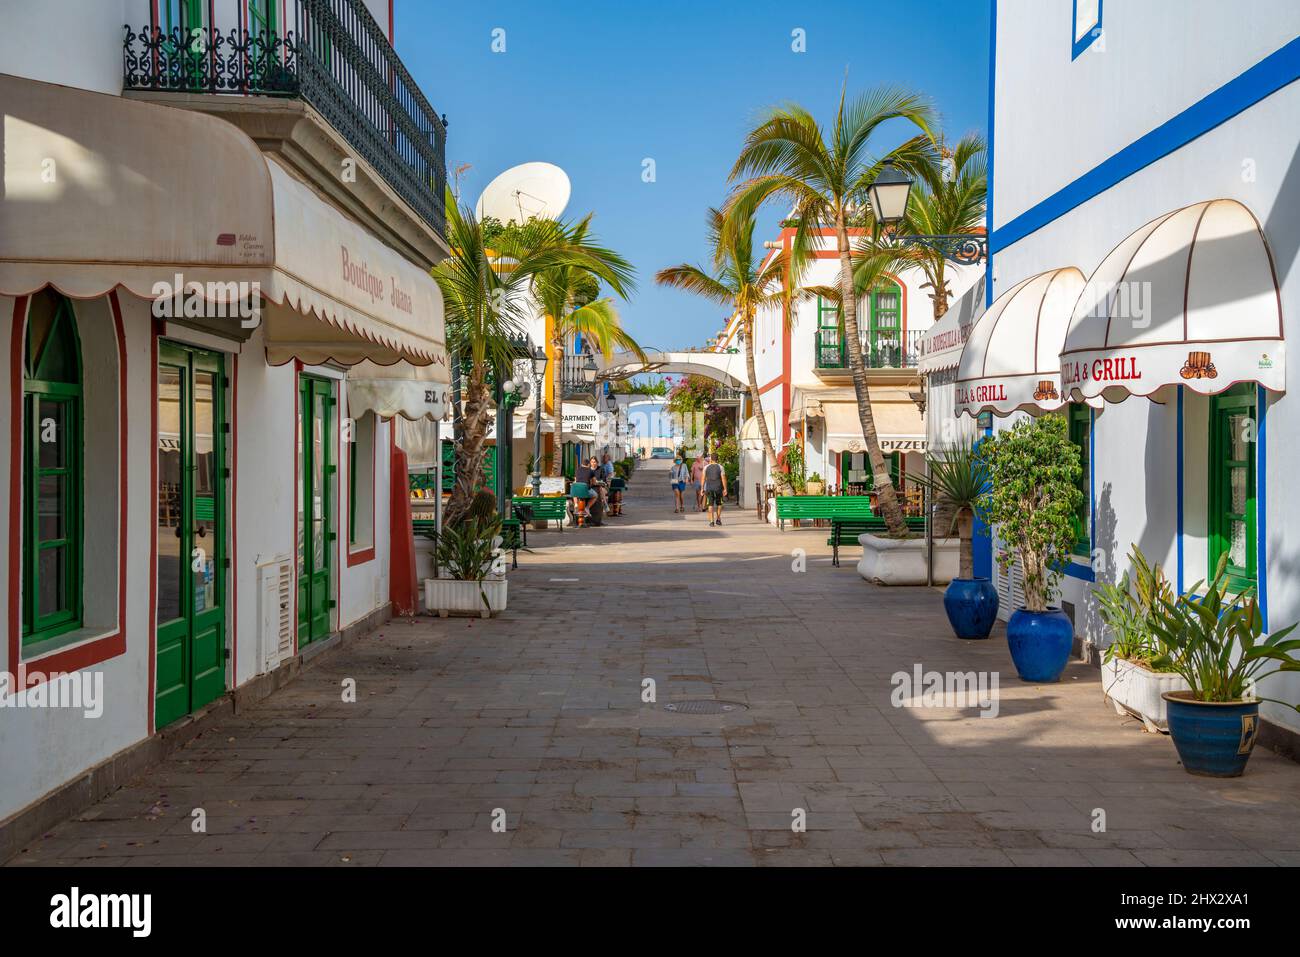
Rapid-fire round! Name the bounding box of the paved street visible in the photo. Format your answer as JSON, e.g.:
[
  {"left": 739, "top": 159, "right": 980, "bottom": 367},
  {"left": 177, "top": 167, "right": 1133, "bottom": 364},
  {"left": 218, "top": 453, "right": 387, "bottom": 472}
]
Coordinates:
[{"left": 11, "top": 477, "right": 1300, "bottom": 867}]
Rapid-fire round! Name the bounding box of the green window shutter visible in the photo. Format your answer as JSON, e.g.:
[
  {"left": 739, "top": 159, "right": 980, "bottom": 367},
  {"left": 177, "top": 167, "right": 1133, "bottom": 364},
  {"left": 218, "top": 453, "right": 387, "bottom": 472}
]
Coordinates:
[
  {"left": 21, "top": 292, "right": 83, "bottom": 646},
  {"left": 1209, "top": 384, "right": 1257, "bottom": 591},
  {"left": 1068, "top": 403, "right": 1091, "bottom": 556}
]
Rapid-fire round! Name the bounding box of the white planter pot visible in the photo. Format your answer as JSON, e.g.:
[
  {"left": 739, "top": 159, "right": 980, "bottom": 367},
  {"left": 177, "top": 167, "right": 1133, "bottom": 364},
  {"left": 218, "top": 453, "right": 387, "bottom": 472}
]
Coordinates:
[
  {"left": 423, "top": 577, "right": 508, "bottom": 618},
  {"left": 856, "top": 533, "right": 959, "bottom": 585},
  {"left": 1101, "top": 657, "right": 1189, "bottom": 733}
]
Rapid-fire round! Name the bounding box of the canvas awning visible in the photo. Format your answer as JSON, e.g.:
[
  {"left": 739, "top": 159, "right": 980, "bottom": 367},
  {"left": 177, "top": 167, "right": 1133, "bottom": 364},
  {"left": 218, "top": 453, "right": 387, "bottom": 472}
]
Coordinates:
[
  {"left": 920, "top": 274, "right": 985, "bottom": 374},
  {"left": 0, "top": 73, "right": 446, "bottom": 369},
  {"left": 739, "top": 411, "right": 778, "bottom": 451},
  {"left": 1060, "top": 199, "right": 1284, "bottom": 407},
  {"left": 346, "top": 360, "right": 450, "bottom": 421},
  {"left": 955, "top": 267, "right": 1085, "bottom": 417},
  {"left": 821, "top": 393, "right": 926, "bottom": 454}
]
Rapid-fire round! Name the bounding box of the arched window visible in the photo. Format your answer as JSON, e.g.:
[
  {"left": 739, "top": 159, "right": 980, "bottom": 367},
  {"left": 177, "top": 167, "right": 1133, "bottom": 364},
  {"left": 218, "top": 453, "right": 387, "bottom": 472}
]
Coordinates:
[{"left": 22, "top": 290, "right": 82, "bottom": 645}]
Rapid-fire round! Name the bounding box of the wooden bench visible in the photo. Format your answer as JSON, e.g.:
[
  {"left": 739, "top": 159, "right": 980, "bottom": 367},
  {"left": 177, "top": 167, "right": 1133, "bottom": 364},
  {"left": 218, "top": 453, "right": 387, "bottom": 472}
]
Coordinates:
[
  {"left": 774, "top": 495, "right": 876, "bottom": 530},
  {"left": 510, "top": 495, "right": 568, "bottom": 532},
  {"left": 826, "top": 516, "right": 926, "bottom": 566}
]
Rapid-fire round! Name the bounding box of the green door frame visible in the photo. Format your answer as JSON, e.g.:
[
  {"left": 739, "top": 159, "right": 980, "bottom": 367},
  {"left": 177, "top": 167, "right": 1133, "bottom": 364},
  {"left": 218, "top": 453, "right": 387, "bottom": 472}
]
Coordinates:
[
  {"left": 298, "top": 375, "right": 336, "bottom": 647},
  {"left": 155, "top": 341, "right": 227, "bottom": 729},
  {"left": 1209, "top": 384, "right": 1257, "bottom": 592}
]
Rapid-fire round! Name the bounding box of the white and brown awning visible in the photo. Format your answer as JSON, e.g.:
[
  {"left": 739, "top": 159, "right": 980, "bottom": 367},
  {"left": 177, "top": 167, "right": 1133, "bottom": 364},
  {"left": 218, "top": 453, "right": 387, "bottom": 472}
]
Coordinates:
[
  {"left": 818, "top": 389, "right": 926, "bottom": 455},
  {"left": 0, "top": 72, "right": 447, "bottom": 370},
  {"left": 1060, "top": 199, "right": 1284, "bottom": 406},
  {"left": 920, "top": 274, "right": 985, "bottom": 375},
  {"left": 955, "top": 267, "right": 1085, "bottom": 417},
  {"left": 346, "top": 360, "right": 450, "bottom": 421}
]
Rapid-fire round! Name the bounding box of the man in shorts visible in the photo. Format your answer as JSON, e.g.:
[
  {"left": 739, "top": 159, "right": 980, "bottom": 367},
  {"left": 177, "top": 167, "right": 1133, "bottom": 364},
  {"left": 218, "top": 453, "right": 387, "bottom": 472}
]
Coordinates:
[{"left": 702, "top": 453, "right": 727, "bottom": 527}]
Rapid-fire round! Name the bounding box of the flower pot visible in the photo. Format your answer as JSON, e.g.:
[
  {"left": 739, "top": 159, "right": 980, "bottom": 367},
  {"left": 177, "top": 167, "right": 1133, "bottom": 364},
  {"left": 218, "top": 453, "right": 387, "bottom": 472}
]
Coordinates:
[
  {"left": 805, "top": 482, "right": 824, "bottom": 495},
  {"left": 1162, "top": 691, "right": 1261, "bottom": 777},
  {"left": 943, "top": 578, "right": 999, "bottom": 639},
  {"left": 1006, "top": 607, "right": 1073, "bottom": 682},
  {"left": 1101, "top": 658, "right": 1189, "bottom": 733},
  {"left": 857, "top": 533, "right": 958, "bottom": 586},
  {"left": 423, "top": 576, "right": 508, "bottom": 619}
]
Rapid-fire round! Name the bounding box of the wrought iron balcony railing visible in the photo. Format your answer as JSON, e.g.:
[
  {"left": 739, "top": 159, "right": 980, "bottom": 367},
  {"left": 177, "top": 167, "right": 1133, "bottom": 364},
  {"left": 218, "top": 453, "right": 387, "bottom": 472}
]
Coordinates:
[
  {"left": 814, "top": 327, "right": 926, "bottom": 370},
  {"left": 123, "top": 0, "right": 446, "bottom": 235},
  {"left": 559, "top": 353, "right": 597, "bottom": 400}
]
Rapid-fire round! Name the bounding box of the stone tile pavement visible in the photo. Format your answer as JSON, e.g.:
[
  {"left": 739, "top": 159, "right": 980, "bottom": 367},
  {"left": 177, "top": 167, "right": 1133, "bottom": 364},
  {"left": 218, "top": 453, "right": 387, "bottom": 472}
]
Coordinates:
[{"left": 10, "top": 480, "right": 1300, "bottom": 867}]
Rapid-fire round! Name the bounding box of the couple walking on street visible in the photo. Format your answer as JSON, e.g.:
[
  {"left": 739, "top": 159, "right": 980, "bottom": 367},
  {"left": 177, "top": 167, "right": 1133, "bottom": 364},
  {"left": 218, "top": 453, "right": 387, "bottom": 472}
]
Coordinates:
[{"left": 670, "top": 452, "right": 727, "bottom": 526}]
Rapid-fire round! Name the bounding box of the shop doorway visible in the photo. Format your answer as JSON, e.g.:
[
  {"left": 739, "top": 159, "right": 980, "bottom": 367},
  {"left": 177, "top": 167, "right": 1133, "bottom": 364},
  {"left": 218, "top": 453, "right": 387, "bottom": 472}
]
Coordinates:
[
  {"left": 155, "top": 342, "right": 227, "bottom": 728},
  {"left": 298, "top": 375, "right": 335, "bottom": 647}
]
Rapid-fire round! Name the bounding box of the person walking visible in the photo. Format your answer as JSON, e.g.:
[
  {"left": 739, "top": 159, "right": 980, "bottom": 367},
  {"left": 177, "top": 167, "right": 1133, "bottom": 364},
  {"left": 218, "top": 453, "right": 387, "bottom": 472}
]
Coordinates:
[
  {"left": 669, "top": 454, "right": 689, "bottom": 513},
  {"left": 703, "top": 453, "right": 727, "bottom": 527},
  {"left": 690, "top": 451, "right": 707, "bottom": 512}
]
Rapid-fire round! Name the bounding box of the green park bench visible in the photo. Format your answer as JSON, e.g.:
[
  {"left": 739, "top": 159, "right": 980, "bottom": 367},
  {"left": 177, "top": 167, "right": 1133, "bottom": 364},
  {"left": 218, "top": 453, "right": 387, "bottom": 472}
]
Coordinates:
[
  {"left": 826, "top": 516, "right": 926, "bottom": 566},
  {"left": 774, "top": 494, "right": 876, "bottom": 530},
  {"left": 510, "top": 495, "right": 568, "bottom": 532}
]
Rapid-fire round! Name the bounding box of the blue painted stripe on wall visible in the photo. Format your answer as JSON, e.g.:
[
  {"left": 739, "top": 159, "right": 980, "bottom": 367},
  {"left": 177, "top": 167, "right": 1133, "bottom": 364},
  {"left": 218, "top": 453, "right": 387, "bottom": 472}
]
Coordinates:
[
  {"left": 1257, "top": 385, "right": 1268, "bottom": 629},
  {"left": 1177, "top": 387, "right": 1184, "bottom": 594},
  {"left": 992, "top": 35, "right": 1300, "bottom": 251}
]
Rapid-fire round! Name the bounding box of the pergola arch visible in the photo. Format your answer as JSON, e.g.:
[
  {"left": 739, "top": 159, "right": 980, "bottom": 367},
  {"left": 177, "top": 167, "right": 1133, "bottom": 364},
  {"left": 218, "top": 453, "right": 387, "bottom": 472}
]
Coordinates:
[{"left": 597, "top": 350, "right": 748, "bottom": 388}]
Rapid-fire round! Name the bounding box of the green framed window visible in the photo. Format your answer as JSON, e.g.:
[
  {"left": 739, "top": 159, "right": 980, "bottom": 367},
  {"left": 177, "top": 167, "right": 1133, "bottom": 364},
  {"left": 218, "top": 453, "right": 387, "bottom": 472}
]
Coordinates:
[
  {"left": 815, "top": 296, "right": 845, "bottom": 368},
  {"left": 867, "top": 282, "right": 902, "bottom": 367},
  {"left": 247, "top": 0, "right": 276, "bottom": 34},
  {"left": 21, "top": 291, "right": 83, "bottom": 646},
  {"left": 1209, "top": 384, "right": 1257, "bottom": 591},
  {"left": 1068, "top": 403, "right": 1091, "bottom": 557}
]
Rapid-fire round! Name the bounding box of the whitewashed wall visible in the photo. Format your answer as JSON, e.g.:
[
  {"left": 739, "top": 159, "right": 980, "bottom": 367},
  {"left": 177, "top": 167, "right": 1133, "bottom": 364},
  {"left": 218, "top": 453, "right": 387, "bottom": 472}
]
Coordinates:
[{"left": 993, "top": 1, "right": 1300, "bottom": 731}]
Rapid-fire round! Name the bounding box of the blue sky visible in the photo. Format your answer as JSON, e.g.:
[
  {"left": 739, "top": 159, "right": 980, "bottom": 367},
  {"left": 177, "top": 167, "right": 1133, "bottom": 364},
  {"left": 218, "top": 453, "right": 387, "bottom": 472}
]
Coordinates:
[{"left": 397, "top": 0, "right": 990, "bottom": 351}]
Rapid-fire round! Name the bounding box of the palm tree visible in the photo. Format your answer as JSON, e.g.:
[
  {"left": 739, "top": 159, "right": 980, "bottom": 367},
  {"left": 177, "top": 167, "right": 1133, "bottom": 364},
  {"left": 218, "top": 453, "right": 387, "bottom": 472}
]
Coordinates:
[
  {"left": 534, "top": 216, "right": 642, "bottom": 476},
  {"left": 655, "top": 207, "right": 818, "bottom": 470},
  {"left": 728, "top": 84, "right": 937, "bottom": 535},
  {"left": 433, "top": 193, "right": 634, "bottom": 524},
  {"left": 897, "top": 133, "right": 986, "bottom": 321}
]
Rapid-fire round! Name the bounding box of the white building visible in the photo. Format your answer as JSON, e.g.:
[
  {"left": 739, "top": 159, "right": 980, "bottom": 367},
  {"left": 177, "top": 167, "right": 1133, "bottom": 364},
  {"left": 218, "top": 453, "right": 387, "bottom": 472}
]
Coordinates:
[
  {"left": 979, "top": 0, "right": 1300, "bottom": 744},
  {"left": 0, "top": 0, "right": 451, "bottom": 841},
  {"left": 728, "top": 225, "right": 979, "bottom": 513}
]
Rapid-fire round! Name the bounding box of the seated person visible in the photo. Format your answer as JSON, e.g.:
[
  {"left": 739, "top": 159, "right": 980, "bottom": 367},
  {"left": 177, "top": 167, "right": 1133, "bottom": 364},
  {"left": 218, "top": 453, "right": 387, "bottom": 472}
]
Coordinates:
[{"left": 570, "top": 457, "right": 601, "bottom": 526}]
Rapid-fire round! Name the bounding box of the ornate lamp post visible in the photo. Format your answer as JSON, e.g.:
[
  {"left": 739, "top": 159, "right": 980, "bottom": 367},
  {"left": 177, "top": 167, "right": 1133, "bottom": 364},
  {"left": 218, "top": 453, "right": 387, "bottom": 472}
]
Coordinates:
[
  {"left": 528, "top": 345, "right": 548, "bottom": 497},
  {"left": 868, "top": 162, "right": 987, "bottom": 265},
  {"left": 604, "top": 390, "right": 619, "bottom": 457}
]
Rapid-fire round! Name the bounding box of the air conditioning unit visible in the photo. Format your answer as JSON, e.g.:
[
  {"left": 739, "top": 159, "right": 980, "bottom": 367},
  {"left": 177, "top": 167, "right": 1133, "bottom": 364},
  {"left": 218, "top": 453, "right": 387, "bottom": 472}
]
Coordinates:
[{"left": 256, "top": 556, "right": 294, "bottom": 673}]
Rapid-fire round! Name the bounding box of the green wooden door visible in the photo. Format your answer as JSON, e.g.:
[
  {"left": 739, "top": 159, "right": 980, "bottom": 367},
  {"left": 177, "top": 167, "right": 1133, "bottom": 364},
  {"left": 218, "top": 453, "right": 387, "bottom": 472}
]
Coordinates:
[
  {"left": 155, "top": 343, "right": 227, "bottom": 729},
  {"left": 1209, "top": 384, "right": 1257, "bottom": 591},
  {"left": 868, "top": 283, "right": 902, "bottom": 367},
  {"left": 298, "top": 376, "right": 336, "bottom": 647}
]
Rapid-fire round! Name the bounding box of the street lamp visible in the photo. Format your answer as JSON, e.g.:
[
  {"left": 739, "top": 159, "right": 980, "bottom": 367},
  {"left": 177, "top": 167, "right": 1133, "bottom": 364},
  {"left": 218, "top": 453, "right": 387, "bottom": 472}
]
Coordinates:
[
  {"left": 530, "top": 345, "right": 548, "bottom": 497},
  {"left": 582, "top": 351, "right": 597, "bottom": 386},
  {"left": 867, "top": 162, "right": 914, "bottom": 225},
  {"left": 866, "top": 162, "right": 986, "bottom": 265}
]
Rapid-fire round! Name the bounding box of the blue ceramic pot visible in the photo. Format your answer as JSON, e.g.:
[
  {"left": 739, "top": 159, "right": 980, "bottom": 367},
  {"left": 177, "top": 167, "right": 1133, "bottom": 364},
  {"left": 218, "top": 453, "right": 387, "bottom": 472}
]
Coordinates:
[
  {"left": 1163, "top": 692, "right": 1260, "bottom": 777},
  {"left": 943, "top": 578, "right": 999, "bottom": 639},
  {"left": 1006, "top": 607, "right": 1073, "bottom": 682}
]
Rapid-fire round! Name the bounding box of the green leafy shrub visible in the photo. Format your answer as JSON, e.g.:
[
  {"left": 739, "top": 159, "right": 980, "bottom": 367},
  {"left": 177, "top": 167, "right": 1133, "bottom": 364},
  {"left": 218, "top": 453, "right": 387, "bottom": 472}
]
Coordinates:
[
  {"left": 978, "top": 415, "right": 1082, "bottom": 612},
  {"left": 912, "top": 440, "right": 990, "bottom": 579},
  {"left": 1148, "top": 554, "right": 1300, "bottom": 706},
  {"left": 1095, "top": 545, "right": 1174, "bottom": 666}
]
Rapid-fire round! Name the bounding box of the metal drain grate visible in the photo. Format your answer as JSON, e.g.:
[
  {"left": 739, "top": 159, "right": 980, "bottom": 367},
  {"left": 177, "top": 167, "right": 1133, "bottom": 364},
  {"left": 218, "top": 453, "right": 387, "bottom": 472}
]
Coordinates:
[{"left": 663, "top": 699, "right": 747, "bottom": 715}]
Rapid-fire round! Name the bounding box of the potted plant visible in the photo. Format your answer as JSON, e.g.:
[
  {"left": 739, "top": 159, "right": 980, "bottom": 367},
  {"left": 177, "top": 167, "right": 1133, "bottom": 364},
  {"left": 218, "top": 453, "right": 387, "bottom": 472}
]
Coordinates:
[
  {"left": 913, "top": 440, "right": 997, "bottom": 638},
  {"left": 978, "top": 415, "right": 1082, "bottom": 681},
  {"left": 424, "top": 515, "right": 509, "bottom": 619},
  {"left": 1148, "top": 556, "right": 1300, "bottom": 776},
  {"left": 806, "top": 472, "right": 825, "bottom": 495},
  {"left": 1095, "top": 545, "right": 1188, "bottom": 731}
]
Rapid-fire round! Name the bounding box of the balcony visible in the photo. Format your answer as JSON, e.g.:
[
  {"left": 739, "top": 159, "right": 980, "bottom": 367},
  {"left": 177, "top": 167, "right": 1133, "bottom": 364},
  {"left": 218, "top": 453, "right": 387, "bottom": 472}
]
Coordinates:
[
  {"left": 814, "top": 327, "right": 925, "bottom": 375},
  {"left": 122, "top": 0, "right": 447, "bottom": 242},
  {"left": 559, "top": 352, "right": 598, "bottom": 403}
]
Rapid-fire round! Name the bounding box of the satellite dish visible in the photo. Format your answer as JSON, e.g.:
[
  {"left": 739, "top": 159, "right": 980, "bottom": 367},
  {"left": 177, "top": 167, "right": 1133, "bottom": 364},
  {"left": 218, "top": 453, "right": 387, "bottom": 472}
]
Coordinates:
[{"left": 475, "top": 162, "right": 571, "bottom": 224}]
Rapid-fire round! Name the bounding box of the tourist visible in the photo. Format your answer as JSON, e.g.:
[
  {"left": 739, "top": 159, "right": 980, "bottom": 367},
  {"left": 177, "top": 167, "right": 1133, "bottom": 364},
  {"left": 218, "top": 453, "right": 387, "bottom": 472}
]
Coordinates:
[
  {"left": 703, "top": 453, "right": 727, "bottom": 527},
  {"left": 669, "top": 454, "right": 689, "bottom": 513},
  {"left": 570, "top": 457, "right": 601, "bottom": 527},
  {"left": 690, "top": 451, "right": 707, "bottom": 511}
]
